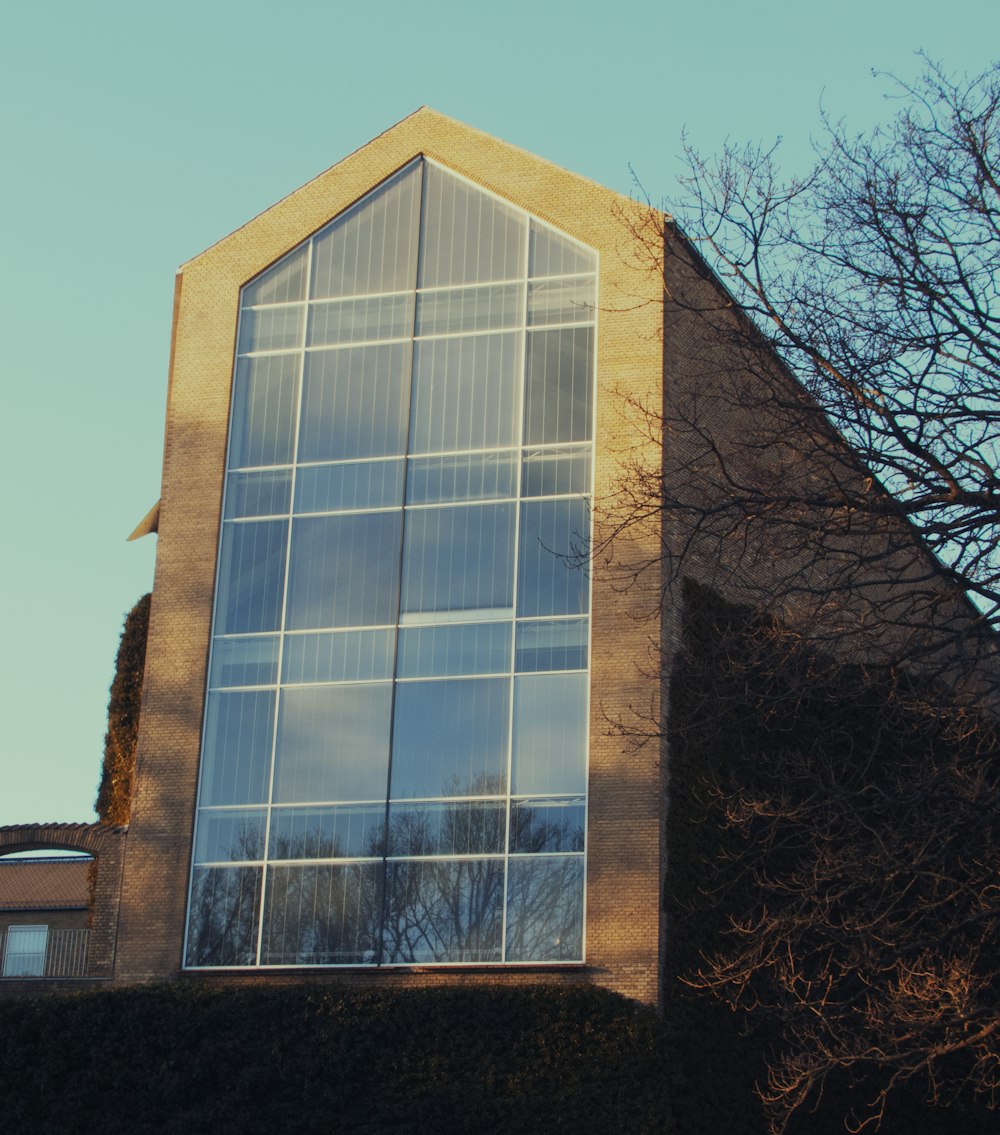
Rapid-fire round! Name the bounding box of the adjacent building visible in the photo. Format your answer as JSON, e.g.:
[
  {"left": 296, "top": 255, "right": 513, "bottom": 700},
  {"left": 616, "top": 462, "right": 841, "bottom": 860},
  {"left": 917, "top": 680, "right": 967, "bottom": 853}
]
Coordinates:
[{"left": 0, "top": 856, "right": 90, "bottom": 979}]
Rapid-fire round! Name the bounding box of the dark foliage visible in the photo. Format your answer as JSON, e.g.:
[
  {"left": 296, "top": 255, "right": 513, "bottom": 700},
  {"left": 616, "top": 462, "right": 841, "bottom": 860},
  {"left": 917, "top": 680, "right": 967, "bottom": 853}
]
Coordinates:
[
  {"left": 95, "top": 593, "right": 151, "bottom": 825},
  {"left": 664, "top": 580, "right": 1000, "bottom": 1133},
  {"left": 0, "top": 983, "right": 669, "bottom": 1134}
]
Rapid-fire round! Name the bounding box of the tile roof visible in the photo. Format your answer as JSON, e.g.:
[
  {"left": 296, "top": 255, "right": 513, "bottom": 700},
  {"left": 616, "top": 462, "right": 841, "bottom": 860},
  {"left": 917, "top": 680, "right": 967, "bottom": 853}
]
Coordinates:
[{"left": 0, "top": 857, "right": 91, "bottom": 910}]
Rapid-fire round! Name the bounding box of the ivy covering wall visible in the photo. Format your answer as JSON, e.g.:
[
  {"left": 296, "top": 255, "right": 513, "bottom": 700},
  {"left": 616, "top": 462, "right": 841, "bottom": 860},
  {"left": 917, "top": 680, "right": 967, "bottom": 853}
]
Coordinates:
[
  {"left": 663, "top": 580, "right": 995, "bottom": 1135},
  {"left": 95, "top": 593, "right": 151, "bottom": 825}
]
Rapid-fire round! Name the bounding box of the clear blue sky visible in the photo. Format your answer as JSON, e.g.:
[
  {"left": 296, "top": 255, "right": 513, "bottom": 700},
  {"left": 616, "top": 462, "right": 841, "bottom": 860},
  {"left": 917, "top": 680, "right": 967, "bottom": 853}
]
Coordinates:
[{"left": 1, "top": 0, "right": 996, "bottom": 828}]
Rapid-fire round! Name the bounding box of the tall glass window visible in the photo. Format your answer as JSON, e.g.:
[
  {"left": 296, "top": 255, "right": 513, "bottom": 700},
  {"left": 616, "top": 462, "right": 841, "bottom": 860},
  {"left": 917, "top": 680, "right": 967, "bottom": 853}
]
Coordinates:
[{"left": 185, "top": 159, "right": 596, "bottom": 968}]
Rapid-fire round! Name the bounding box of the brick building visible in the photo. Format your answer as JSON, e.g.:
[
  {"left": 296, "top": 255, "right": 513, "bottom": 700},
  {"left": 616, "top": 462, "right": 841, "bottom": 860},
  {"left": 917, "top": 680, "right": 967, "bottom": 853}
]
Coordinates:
[
  {"left": 0, "top": 823, "right": 126, "bottom": 987},
  {"left": 0, "top": 857, "right": 90, "bottom": 978},
  {"left": 4, "top": 109, "right": 981, "bottom": 1004},
  {"left": 114, "top": 109, "right": 667, "bottom": 1004}
]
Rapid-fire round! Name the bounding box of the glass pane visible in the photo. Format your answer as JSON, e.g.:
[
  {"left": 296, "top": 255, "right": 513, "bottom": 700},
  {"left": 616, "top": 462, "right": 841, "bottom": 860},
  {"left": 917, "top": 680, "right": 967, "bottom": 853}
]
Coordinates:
[
  {"left": 521, "top": 446, "right": 591, "bottom": 498},
  {"left": 269, "top": 804, "right": 385, "bottom": 860},
  {"left": 209, "top": 635, "right": 279, "bottom": 688},
  {"left": 185, "top": 866, "right": 262, "bottom": 967},
  {"left": 310, "top": 161, "right": 421, "bottom": 300},
  {"left": 515, "top": 618, "right": 588, "bottom": 672},
  {"left": 285, "top": 513, "right": 401, "bottom": 630},
  {"left": 282, "top": 629, "right": 395, "bottom": 684},
  {"left": 512, "top": 673, "right": 587, "bottom": 795},
  {"left": 199, "top": 689, "right": 276, "bottom": 807},
  {"left": 396, "top": 622, "right": 510, "bottom": 678},
  {"left": 216, "top": 520, "right": 288, "bottom": 635},
  {"left": 243, "top": 244, "right": 308, "bottom": 306},
  {"left": 261, "top": 863, "right": 382, "bottom": 965},
  {"left": 400, "top": 503, "right": 514, "bottom": 622},
  {"left": 527, "top": 277, "right": 596, "bottom": 326},
  {"left": 387, "top": 801, "right": 506, "bottom": 856},
  {"left": 308, "top": 293, "right": 414, "bottom": 347},
  {"left": 524, "top": 327, "right": 594, "bottom": 445},
  {"left": 273, "top": 684, "right": 392, "bottom": 804},
  {"left": 505, "top": 856, "right": 584, "bottom": 962},
  {"left": 193, "top": 158, "right": 601, "bottom": 969},
  {"left": 225, "top": 469, "right": 292, "bottom": 519},
  {"left": 419, "top": 162, "right": 525, "bottom": 288},
  {"left": 517, "top": 499, "right": 589, "bottom": 618},
  {"left": 193, "top": 809, "right": 267, "bottom": 863},
  {"left": 406, "top": 452, "right": 517, "bottom": 504},
  {"left": 510, "top": 798, "right": 585, "bottom": 853},
  {"left": 415, "top": 283, "right": 523, "bottom": 336},
  {"left": 1, "top": 927, "right": 47, "bottom": 977},
  {"left": 294, "top": 460, "right": 404, "bottom": 514},
  {"left": 529, "top": 220, "right": 595, "bottom": 278},
  {"left": 299, "top": 343, "right": 411, "bottom": 463},
  {"left": 237, "top": 304, "right": 305, "bottom": 354},
  {"left": 390, "top": 678, "right": 509, "bottom": 798},
  {"left": 382, "top": 858, "right": 503, "bottom": 963},
  {"left": 229, "top": 355, "right": 299, "bottom": 469},
  {"left": 409, "top": 332, "right": 521, "bottom": 455}
]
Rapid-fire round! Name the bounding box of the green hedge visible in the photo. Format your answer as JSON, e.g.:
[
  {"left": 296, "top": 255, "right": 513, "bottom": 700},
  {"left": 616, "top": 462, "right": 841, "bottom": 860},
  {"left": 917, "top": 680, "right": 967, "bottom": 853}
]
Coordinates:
[{"left": 0, "top": 983, "right": 670, "bottom": 1134}]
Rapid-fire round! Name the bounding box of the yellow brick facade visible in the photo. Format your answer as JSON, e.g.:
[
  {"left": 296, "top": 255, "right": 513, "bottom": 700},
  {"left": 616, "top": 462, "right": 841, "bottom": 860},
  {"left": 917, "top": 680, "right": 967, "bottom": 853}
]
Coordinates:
[{"left": 115, "top": 110, "right": 669, "bottom": 1005}]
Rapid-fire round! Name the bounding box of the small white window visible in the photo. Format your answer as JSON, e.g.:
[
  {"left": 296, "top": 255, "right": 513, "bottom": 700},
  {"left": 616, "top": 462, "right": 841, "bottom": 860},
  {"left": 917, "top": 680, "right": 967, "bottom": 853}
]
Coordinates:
[{"left": 2, "top": 925, "right": 48, "bottom": 977}]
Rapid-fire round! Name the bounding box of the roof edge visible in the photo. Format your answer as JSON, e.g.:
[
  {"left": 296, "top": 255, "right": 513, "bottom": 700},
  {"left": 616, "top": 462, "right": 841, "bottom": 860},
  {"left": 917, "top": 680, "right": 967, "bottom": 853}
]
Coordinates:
[
  {"left": 180, "top": 107, "right": 432, "bottom": 270},
  {"left": 180, "top": 107, "right": 662, "bottom": 271}
]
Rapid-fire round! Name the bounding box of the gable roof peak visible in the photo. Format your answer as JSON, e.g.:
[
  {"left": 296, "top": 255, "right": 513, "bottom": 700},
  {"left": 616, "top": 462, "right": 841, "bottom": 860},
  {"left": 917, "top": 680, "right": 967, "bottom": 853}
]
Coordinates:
[{"left": 179, "top": 108, "right": 660, "bottom": 276}]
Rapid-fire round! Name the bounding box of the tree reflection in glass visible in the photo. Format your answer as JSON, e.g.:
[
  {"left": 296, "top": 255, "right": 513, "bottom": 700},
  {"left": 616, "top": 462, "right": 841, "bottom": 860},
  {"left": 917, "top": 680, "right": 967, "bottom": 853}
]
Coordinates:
[{"left": 185, "top": 866, "right": 262, "bottom": 967}]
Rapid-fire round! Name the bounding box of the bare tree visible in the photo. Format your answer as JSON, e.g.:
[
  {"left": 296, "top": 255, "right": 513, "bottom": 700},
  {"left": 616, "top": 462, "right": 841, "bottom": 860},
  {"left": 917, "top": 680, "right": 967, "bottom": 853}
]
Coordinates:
[
  {"left": 657, "top": 59, "right": 1000, "bottom": 645},
  {"left": 607, "top": 59, "right": 1000, "bottom": 1134}
]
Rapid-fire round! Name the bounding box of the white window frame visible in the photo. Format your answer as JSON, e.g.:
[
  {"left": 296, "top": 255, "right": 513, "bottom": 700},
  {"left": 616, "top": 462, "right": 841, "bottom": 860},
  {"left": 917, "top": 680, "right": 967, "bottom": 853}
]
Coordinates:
[{"left": 2, "top": 924, "right": 48, "bottom": 977}]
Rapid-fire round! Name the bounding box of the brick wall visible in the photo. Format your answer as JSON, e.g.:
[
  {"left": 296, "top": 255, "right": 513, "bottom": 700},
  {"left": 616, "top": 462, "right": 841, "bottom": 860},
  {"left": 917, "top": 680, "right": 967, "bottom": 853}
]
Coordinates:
[
  {"left": 658, "top": 227, "right": 988, "bottom": 674},
  {"left": 1, "top": 909, "right": 89, "bottom": 932}
]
